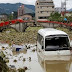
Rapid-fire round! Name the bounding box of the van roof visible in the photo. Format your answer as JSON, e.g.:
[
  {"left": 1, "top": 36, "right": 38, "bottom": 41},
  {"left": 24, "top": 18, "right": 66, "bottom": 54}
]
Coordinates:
[{"left": 38, "top": 28, "right": 68, "bottom": 37}]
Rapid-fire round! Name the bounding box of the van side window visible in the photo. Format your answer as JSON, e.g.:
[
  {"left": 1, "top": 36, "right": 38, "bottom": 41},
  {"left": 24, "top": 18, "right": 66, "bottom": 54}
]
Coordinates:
[{"left": 37, "top": 33, "right": 43, "bottom": 45}]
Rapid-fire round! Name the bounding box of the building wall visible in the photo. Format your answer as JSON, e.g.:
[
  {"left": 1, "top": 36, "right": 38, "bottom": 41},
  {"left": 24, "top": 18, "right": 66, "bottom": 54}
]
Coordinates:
[
  {"left": 18, "top": 4, "right": 25, "bottom": 17},
  {"left": 18, "top": 14, "right": 32, "bottom": 20},
  {"left": 55, "top": 7, "right": 65, "bottom": 13},
  {"left": 35, "top": 0, "right": 55, "bottom": 22},
  {"left": 65, "top": 13, "right": 72, "bottom": 17},
  {"left": 0, "top": 15, "right": 7, "bottom": 21}
]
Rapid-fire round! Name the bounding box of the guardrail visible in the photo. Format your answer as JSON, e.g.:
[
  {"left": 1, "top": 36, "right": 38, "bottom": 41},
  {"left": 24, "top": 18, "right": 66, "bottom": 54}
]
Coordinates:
[
  {"left": 37, "top": 20, "right": 72, "bottom": 27},
  {"left": 0, "top": 19, "right": 30, "bottom": 27}
]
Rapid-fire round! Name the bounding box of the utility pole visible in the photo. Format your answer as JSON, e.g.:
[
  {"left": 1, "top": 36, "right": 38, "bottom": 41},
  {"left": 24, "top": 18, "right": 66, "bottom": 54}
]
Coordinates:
[
  {"left": 65, "top": 0, "right": 68, "bottom": 16},
  {"left": 65, "top": 0, "right": 66, "bottom": 15}
]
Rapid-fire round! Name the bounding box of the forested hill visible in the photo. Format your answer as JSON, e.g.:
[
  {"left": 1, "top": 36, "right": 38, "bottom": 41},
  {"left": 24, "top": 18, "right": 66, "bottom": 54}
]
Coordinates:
[{"left": 0, "top": 3, "right": 35, "bottom": 14}]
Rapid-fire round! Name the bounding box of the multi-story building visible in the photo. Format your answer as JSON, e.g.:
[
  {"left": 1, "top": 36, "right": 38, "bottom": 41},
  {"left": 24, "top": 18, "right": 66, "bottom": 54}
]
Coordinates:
[
  {"left": 18, "top": 4, "right": 25, "bottom": 17},
  {"left": 35, "top": 0, "right": 55, "bottom": 22},
  {"left": 55, "top": 2, "right": 66, "bottom": 13}
]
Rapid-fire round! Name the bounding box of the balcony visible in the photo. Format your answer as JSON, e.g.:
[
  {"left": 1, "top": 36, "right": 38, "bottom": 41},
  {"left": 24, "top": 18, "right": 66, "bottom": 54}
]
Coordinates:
[{"left": 38, "top": 0, "right": 53, "bottom": 2}]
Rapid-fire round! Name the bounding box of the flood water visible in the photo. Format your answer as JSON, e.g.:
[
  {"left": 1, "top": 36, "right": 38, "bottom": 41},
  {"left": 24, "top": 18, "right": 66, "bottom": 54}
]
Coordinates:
[
  {"left": 12, "top": 49, "right": 72, "bottom": 72},
  {"left": 38, "top": 55, "right": 72, "bottom": 72},
  {"left": 13, "top": 50, "right": 27, "bottom": 55},
  {"left": 2, "top": 43, "right": 72, "bottom": 72},
  {"left": 45, "top": 60, "right": 72, "bottom": 72}
]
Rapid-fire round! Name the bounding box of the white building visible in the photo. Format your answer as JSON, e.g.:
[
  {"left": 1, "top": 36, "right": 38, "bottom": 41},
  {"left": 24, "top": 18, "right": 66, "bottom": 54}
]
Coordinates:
[
  {"left": 55, "top": 2, "right": 66, "bottom": 13},
  {"left": 35, "top": 0, "right": 55, "bottom": 21}
]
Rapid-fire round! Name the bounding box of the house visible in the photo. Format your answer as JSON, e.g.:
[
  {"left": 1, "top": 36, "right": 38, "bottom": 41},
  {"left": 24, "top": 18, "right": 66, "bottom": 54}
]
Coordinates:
[
  {"left": 18, "top": 14, "right": 32, "bottom": 21},
  {"left": 0, "top": 15, "right": 7, "bottom": 21},
  {"left": 61, "top": 12, "right": 72, "bottom": 17}
]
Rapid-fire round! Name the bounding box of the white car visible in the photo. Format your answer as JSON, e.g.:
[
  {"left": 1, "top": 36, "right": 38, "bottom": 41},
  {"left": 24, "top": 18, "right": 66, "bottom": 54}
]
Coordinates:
[{"left": 37, "top": 28, "right": 72, "bottom": 60}]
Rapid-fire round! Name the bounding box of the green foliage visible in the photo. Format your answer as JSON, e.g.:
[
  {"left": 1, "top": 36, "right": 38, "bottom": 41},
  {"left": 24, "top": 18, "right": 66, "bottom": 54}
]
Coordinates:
[
  {"left": 8, "top": 14, "right": 13, "bottom": 20},
  {"left": 13, "top": 11, "right": 18, "bottom": 19},
  {"left": 18, "top": 68, "right": 25, "bottom": 72},
  {"left": 9, "top": 69, "right": 16, "bottom": 72},
  {"left": 0, "top": 57, "right": 9, "bottom": 72},
  {"left": 49, "top": 12, "right": 72, "bottom": 22},
  {"left": 65, "top": 16, "right": 72, "bottom": 22},
  {"left": 50, "top": 12, "right": 61, "bottom": 17},
  {"left": 49, "top": 12, "right": 61, "bottom": 21},
  {"left": 0, "top": 3, "right": 35, "bottom": 14},
  {"left": 0, "top": 51, "right": 6, "bottom": 58}
]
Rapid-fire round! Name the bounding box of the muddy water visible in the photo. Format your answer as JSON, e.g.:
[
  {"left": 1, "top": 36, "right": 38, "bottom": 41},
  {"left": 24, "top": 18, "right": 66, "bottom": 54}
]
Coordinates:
[
  {"left": 39, "top": 55, "right": 72, "bottom": 72},
  {"left": 13, "top": 50, "right": 27, "bottom": 55},
  {"left": 13, "top": 50, "right": 72, "bottom": 72},
  {"left": 4, "top": 43, "right": 72, "bottom": 72},
  {"left": 45, "top": 60, "right": 72, "bottom": 72},
  {"left": 12, "top": 49, "right": 72, "bottom": 72}
]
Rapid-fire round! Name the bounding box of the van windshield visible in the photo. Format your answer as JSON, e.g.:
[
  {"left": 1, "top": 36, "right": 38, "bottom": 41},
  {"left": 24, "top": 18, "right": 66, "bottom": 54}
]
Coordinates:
[{"left": 45, "top": 35, "right": 70, "bottom": 51}]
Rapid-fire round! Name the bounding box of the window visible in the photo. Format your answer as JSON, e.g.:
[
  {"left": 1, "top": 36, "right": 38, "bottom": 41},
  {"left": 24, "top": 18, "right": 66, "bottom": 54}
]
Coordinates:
[
  {"left": 47, "top": 11, "right": 48, "bottom": 13},
  {"left": 40, "top": 11, "right": 43, "bottom": 13},
  {"left": 37, "top": 3, "right": 38, "bottom": 5},
  {"left": 39, "top": 2, "right": 53, "bottom": 5},
  {"left": 52, "top": 6, "right": 54, "bottom": 8},
  {"left": 40, "top": 7, "right": 42, "bottom": 8},
  {"left": 37, "top": 33, "right": 43, "bottom": 45},
  {"left": 45, "top": 35, "right": 70, "bottom": 51},
  {"left": 38, "top": 16, "right": 49, "bottom": 19}
]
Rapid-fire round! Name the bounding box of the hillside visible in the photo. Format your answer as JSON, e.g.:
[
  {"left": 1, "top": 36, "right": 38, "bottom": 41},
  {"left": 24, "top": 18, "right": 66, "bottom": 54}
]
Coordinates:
[{"left": 0, "top": 3, "right": 35, "bottom": 14}]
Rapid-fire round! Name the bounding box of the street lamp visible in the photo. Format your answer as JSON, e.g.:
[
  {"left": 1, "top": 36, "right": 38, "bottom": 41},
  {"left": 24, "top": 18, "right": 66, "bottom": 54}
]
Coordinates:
[{"left": 11, "top": 12, "right": 14, "bottom": 19}]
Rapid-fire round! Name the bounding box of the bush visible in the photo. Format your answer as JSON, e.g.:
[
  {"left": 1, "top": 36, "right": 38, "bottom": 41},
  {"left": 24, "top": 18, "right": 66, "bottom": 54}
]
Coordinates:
[
  {"left": 0, "top": 58, "right": 9, "bottom": 72},
  {"left": 9, "top": 69, "right": 16, "bottom": 72},
  {"left": 18, "top": 68, "right": 25, "bottom": 72}
]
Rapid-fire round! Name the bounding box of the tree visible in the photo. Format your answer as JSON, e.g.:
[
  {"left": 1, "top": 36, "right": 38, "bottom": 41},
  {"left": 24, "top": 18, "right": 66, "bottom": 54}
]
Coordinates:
[
  {"left": 13, "top": 11, "right": 18, "bottom": 19},
  {"left": 8, "top": 14, "right": 13, "bottom": 20},
  {"left": 49, "top": 12, "right": 61, "bottom": 21}
]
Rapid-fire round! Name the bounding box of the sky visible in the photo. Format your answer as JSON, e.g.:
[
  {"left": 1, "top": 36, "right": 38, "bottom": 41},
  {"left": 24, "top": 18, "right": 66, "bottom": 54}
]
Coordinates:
[{"left": 0, "top": 0, "right": 72, "bottom": 10}]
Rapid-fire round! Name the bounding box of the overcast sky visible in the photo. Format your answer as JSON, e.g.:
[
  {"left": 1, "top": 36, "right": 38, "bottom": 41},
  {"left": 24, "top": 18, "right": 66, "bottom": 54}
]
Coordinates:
[{"left": 0, "top": 0, "right": 72, "bottom": 10}]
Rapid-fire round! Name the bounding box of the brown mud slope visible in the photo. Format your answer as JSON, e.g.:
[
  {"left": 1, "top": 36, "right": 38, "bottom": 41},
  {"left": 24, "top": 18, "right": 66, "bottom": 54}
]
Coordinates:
[{"left": 0, "top": 27, "right": 43, "bottom": 45}]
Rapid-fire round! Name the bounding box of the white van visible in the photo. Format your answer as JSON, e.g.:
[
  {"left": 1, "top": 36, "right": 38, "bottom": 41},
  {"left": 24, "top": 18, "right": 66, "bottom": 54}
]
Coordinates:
[{"left": 37, "top": 28, "right": 72, "bottom": 60}]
